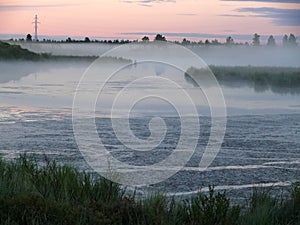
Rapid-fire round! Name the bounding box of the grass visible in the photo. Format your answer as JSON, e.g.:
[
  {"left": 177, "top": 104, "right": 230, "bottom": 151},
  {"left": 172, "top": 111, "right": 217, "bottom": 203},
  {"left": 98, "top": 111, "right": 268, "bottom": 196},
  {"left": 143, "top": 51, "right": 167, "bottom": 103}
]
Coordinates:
[
  {"left": 185, "top": 66, "right": 300, "bottom": 94},
  {"left": 241, "top": 186, "right": 300, "bottom": 225},
  {"left": 0, "top": 156, "right": 299, "bottom": 225},
  {"left": 210, "top": 66, "right": 300, "bottom": 87}
]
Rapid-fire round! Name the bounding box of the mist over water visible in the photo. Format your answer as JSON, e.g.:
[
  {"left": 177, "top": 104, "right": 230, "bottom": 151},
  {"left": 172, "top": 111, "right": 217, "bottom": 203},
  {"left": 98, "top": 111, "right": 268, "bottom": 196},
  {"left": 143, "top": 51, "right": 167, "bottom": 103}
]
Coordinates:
[
  {"left": 17, "top": 42, "right": 300, "bottom": 67},
  {"left": 0, "top": 42, "right": 299, "bottom": 199}
]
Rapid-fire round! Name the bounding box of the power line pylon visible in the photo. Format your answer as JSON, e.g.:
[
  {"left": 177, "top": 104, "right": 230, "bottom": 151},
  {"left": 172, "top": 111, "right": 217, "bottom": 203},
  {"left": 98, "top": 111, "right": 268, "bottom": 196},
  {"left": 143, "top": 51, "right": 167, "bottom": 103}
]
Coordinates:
[{"left": 32, "top": 15, "right": 40, "bottom": 41}]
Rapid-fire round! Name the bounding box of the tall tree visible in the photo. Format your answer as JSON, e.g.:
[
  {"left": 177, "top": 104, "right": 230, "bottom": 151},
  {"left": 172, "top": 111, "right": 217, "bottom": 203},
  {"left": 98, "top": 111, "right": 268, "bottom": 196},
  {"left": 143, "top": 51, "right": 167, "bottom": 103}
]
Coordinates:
[
  {"left": 282, "top": 34, "right": 288, "bottom": 47},
  {"left": 142, "top": 36, "right": 149, "bottom": 42},
  {"left": 84, "top": 37, "right": 91, "bottom": 42},
  {"left": 226, "top": 36, "right": 234, "bottom": 45},
  {"left": 288, "top": 34, "right": 297, "bottom": 46},
  {"left": 182, "top": 38, "right": 190, "bottom": 45},
  {"left": 252, "top": 33, "right": 260, "bottom": 46},
  {"left": 26, "top": 34, "right": 32, "bottom": 42},
  {"left": 154, "top": 34, "right": 166, "bottom": 41},
  {"left": 211, "top": 39, "right": 219, "bottom": 45},
  {"left": 205, "top": 39, "right": 210, "bottom": 45},
  {"left": 267, "top": 35, "right": 276, "bottom": 46}
]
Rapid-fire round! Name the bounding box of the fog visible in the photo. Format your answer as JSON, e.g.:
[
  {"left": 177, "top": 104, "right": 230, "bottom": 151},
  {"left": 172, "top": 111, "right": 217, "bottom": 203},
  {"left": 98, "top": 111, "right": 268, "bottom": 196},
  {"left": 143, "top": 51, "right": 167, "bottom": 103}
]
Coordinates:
[
  {"left": 0, "top": 61, "right": 299, "bottom": 117},
  {"left": 190, "top": 46, "right": 300, "bottom": 67},
  {"left": 16, "top": 42, "right": 300, "bottom": 67},
  {"left": 1, "top": 42, "right": 300, "bottom": 117},
  {"left": 0, "top": 60, "right": 91, "bottom": 84}
]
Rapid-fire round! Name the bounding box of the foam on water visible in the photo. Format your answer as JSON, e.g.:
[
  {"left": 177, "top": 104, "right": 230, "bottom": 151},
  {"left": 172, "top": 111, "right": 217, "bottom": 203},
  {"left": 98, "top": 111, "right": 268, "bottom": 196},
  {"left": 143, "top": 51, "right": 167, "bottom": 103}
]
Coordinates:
[{"left": 0, "top": 111, "right": 299, "bottom": 197}]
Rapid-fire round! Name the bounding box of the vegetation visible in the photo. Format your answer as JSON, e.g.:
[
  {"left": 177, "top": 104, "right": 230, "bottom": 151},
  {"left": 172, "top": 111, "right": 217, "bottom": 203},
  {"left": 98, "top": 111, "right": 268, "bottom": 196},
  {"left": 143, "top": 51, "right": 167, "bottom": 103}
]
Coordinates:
[
  {"left": 252, "top": 33, "right": 260, "bottom": 46},
  {"left": 6, "top": 33, "right": 298, "bottom": 46},
  {"left": 267, "top": 35, "right": 276, "bottom": 47},
  {"left": 210, "top": 66, "right": 300, "bottom": 87},
  {"left": 241, "top": 186, "right": 300, "bottom": 225},
  {"left": 26, "top": 34, "right": 32, "bottom": 42},
  {"left": 0, "top": 41, "right": 133, "bottom": 64},
  {"left": 0, "top": 41, "right": 49, "bottom": 60},
  {"left": 0, "top": 156, "right": 299, "bottom": 225},
  {"left": 0, "top": 41, "right": 98, "bottom": 61},
  {"left": 186, "top": 66, "right": 300, "bottom": 94},
  {"left": 226, "top": 36, "right": 234, "bottom": 46},
  {"left": 154, "top": 34, "right": 167, "bottom": 42},
  {"left": 142, "top": 36, "right": 150, "bottom": 42},
  {"left": 284, "top": 34, "right": 297, "bottom": 47}
]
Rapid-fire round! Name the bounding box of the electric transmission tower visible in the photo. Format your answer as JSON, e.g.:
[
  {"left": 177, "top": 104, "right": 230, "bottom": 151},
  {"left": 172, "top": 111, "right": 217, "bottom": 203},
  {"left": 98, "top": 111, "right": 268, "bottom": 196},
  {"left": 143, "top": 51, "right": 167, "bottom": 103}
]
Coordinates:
[{"left": 32, "top": 15, "right": 40, "bottom": 41}]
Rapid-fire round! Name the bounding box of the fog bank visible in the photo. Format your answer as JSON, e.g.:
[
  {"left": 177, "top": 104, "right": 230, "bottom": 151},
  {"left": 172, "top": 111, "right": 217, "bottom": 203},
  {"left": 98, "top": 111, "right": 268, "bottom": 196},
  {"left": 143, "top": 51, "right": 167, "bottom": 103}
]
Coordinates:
[{"left": 15, "top": 42, "right": 300, "bottom": 67}]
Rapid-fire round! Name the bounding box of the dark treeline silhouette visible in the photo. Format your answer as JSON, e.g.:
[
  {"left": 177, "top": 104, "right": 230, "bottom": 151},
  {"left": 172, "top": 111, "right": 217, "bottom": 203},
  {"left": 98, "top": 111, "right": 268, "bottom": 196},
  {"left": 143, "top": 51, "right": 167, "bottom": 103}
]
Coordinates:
[
  {"left": 8, "top": 33, "right": 298, "bottom": 47},
  {"left": 64, "top": 36, "right": 135, "bottom": 44}
]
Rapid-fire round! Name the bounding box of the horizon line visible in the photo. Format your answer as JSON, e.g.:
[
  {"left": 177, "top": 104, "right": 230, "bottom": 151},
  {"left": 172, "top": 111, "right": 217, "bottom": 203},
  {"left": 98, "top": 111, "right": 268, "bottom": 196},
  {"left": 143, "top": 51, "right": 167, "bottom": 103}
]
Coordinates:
[{"left": 0, "top": 32, "right": 298, "bottom": 42}]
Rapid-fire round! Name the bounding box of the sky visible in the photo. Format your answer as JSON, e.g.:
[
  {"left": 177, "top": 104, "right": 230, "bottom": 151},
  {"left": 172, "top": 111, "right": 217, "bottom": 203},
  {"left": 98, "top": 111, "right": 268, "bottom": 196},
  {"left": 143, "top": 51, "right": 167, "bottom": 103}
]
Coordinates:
[{"left": 0, "top": 0, "right": 300, "bottom": 41}]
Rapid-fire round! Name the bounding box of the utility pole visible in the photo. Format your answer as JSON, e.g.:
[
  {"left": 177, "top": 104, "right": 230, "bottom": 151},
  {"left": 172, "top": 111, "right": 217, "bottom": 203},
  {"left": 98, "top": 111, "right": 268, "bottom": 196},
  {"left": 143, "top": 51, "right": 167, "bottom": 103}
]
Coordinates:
[{"left": 32, "top": 15, "right": 40, "bottom": 41}]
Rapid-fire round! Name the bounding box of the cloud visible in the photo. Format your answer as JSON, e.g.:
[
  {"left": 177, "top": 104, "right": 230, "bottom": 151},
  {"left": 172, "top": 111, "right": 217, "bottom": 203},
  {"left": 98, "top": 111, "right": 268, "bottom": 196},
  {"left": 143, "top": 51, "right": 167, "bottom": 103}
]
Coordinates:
[
  {"left": 176, "top": 13, "right": 198, "bottom": 16},
  {"left": 236, "top": 7, "right": 300, "bottom": 26},
  {"left": 220, "top": 14, "right": 246, "bottom": 17},
  {"left": 0, "top": 3, "right": 77, "bottom": 11},
  {"left": 120, "top": 0, "right": 176, "bottom": 6},
  {"left": 123, "top": 0, "right": 176, "bottom": 2},
  {"left": 221, "top": 0, "right": 300, "bottom": 3}
]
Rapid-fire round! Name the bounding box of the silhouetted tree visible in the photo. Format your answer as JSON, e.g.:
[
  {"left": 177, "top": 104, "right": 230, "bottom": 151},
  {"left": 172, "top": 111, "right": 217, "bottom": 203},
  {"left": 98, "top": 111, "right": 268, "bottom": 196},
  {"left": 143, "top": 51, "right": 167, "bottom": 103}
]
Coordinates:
[
  {"left": 282, "top": 34, "right": 288, "bottom": 47},
  {"left": 267, "top": 35, "right": 276, "bottom": 46},
  {"left": 288, "top": 34, "right": 297, "bottom": 46},
  {"left": 142, "top": 36, "right": 149, "bottom": 42},
  {"left": 283, "top": 34, "right": 297, "bottom": 47},
  {"left": 26, "top": 34, "right": 32, "bottom": 42},
  {"left": 84, "top": 37, "right": 91, "bottom": 42},
  {"left": 66, "top": 37, "right": 72, "bottom": 42},
  {"left": 252, "top": 33, "right": 260, "bottom": 46},
  {"left": 205, "top": 39, "right": 210, "bottom": 45},
  {"left": 154, "top": 34, "right": 166, "bottom": 41},
  {"left": 226, "top": 36, "right": 234, "bottom": 45},
  {"left": 182, "top": 38, "right": 190, "bottom": 45},
  {"left": 211, "top": 39, "right": 220, "bottom": 45},
  {"left": 120, "top": 39, "right": 130, "bottom": 44}
]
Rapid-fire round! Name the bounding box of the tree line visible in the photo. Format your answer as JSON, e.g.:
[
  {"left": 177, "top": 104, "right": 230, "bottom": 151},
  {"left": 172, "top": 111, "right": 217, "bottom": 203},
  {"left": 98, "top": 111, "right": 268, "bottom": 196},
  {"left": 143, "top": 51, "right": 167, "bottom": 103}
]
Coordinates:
[{"left": 14, "top": 33, "right": 298, "bottom": 47}]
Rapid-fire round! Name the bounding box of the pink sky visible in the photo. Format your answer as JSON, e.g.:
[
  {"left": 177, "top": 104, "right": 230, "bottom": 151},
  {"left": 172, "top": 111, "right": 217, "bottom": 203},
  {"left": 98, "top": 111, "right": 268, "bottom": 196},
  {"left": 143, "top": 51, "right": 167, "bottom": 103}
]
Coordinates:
[{"left": 0, "top": 0, "right": 299, "bottom": 41}]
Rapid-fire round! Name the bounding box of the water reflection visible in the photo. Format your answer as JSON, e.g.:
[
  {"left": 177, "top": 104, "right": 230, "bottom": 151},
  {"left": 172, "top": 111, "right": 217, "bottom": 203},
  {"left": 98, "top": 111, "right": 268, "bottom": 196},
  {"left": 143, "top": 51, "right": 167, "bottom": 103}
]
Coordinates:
[
  {"left": 0, "top": 61, "right": 37, "bottom": 83},
  {"left": 0, "top": 60, "right": 93, "bottom": 84}
]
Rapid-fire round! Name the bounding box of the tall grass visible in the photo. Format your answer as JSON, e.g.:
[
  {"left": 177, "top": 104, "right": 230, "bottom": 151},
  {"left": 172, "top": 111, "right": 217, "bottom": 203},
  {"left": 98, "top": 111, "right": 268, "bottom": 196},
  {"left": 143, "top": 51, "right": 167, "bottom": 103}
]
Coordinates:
[
  {"left": 185, "top": 66, "right": 300, "bottom": 94},
  {"left": 0, "top": 156, "right": 299, "bottom": 225},
  {"left": 240, "top": 185, "right": 300, "bottom": 225}
]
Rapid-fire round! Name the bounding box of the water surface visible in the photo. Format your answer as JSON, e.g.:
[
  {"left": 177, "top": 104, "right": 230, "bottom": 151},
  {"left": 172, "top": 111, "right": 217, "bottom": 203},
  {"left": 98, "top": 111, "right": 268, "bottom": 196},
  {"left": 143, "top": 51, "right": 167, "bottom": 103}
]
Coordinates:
[{"left": 0, "top": 60, "right": 299, "bottom": 201}]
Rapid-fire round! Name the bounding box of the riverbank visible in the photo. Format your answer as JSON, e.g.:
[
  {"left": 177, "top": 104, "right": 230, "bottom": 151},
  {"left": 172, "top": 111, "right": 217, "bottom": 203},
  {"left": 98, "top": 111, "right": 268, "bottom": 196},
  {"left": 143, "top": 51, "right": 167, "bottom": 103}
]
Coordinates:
[
  {"left": 0, "top": 156, "right": 299, "bottom": 225},
  {"left": 0, "top": 40, "right": 98, "bottom": 61}
]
